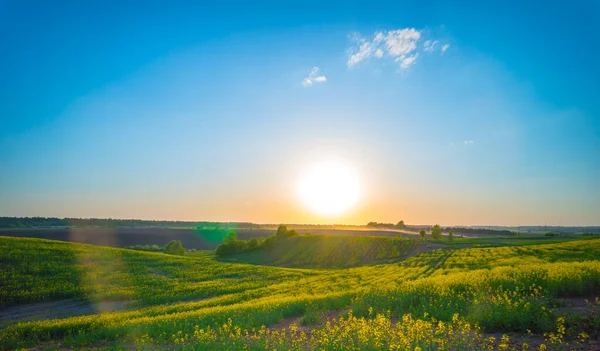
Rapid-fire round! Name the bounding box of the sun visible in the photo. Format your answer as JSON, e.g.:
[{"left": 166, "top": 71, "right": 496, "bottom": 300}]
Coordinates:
[{"left": 297, "top": 160, "right": 361, "bottom": 216}]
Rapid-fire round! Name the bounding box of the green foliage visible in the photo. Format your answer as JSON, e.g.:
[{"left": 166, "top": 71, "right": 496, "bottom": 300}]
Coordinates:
[
  {"left": 299, "top": 311, "right": 320, "bottom": 325},
  {"left": 248, "top": 238, "right": 258, "bottom": 249},
  {"left": 276, "top": 225, "right": 298, "bottom": 239},
  {"left": 419, "top": 229, "right": 426, "bottom": 239},
  {"left": 216, "top": 226, "right": 301, "bottom": 257},
  {"left": 448, "top": 229, "right": 454, "bottom": 240},
  {"left": 431, "top": 224, "right": 442, "bottom": 240},
  {"left": 223, "top": 232, "right": 237, "bottom": 243},
  {"left": 164, "top": 240, "right": 185, "bottom": 256}
]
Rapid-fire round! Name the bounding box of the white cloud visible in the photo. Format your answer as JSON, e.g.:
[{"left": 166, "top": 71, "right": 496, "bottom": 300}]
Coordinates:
[
  {"left": 441, "top": 44, "right": 450, "bottom": 53},
  {"left": 464, "top": 140, "right": 474, "bottom": 144},
  {"left": 399, "top": 54, "right": 418, "bottom": 69},
  {"left": 424, "top": 40, "right": 439, "bottom": 52},
  {"left": 348, "top": 28, "right": 449, "bottom": 69},
  {"left": 302, "top": 67, "right": 327, "bottom": 87},
  {"left": 348, "top": 41, "right": 373, "bottom": 67},
  {"left": 383, "top": 28, "right": 421, "bottom": 56}
]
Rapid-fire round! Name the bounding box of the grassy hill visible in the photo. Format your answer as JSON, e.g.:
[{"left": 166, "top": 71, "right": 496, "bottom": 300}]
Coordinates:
[
  {"left": 1, "top": 235, "right": 600, "bottom": 350},
  {"left": 219, "top": 235, "right": 421, "bottom": 267}
]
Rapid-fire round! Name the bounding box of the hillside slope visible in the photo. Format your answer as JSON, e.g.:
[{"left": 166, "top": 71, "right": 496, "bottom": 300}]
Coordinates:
[
  {"left": 1, "top": 236, "right": 600, "bottom": 350},
  {"left": 220, "top": 235, "right": 423, "bottom": 267}
]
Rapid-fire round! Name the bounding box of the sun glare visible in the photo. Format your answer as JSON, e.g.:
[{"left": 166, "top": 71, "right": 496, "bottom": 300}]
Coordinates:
[{"left": 298, "top": 160, "right": 361, "bottom": 216}]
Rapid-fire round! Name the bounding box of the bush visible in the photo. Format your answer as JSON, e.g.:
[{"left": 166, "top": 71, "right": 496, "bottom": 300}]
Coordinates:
[{"left": 164, "top": 240, "right": 185, "bottom": 256}]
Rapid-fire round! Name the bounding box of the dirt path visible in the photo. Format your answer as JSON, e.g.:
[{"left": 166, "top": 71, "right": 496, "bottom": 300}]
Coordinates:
[{"left": 0, "top": 299, "right": 127, "bottom": 326}]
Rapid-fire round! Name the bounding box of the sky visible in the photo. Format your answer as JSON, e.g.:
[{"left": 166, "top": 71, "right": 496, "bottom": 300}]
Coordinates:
[{"left": 1, "top": 0, "right": 599, "bottom": 226}]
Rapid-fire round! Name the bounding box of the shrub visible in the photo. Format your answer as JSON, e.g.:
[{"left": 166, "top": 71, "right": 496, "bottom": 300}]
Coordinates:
[{"left": 164, "top": 240, "right": 185, "bottom": 256}]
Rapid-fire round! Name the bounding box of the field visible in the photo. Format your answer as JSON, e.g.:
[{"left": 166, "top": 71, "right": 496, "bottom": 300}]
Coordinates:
[
  {"left": 1, "top": 234, "right": 600, "bottom": 350},
  {"left": 0, "top": 227, "right": 419, "bottom": 251}
]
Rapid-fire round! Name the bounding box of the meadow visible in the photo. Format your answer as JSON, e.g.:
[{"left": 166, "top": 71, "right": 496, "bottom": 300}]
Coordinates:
[{"left": 1, "top": 234, "right": 599, "bottom": 350}]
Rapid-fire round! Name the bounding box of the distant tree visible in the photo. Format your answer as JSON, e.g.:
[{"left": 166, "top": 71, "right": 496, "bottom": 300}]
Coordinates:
[
  {"left": 448, "top": 229, "right": 454, "bottom": 240},
  {"left": 396, "top": 220, "right": 406, "bottom": 229},
  {"left": 419, "top": 229, "right": 426, "bottom": 240},
  {"left": 275, "top": 225, "right": 299, "bottom": 239},
  {"left": 223, "top": 232, "right": 237, "bottom": 243},
  {"left": 164, "top": 240, "right": 185, "bottom": 256},
  {"left": 431, "top": 225, "right": 442, "bottom": 240},
  {"left": 276, "top": 225, "right": 288, "bottom": 239},
  {"left": 215, "top": 242, "right": 233, "bottom": 256},
  {"left": 248, "top": 238, "right": 258, "bottom": 249}
]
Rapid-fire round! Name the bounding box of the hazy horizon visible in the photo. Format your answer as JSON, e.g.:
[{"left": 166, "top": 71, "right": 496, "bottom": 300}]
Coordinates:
[
  {"left": 1, "top": 216, "right": 599, "bottom": 229},
  {"left": 1, "top": 1, "right": 599, "bottom": 226}
]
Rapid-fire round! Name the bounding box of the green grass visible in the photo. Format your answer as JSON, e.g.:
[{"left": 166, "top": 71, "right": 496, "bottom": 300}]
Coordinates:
[
  {"left": 1, "top": 236, "right": 600, "bottom": 350},
  {"left": 220, "top": 234, "right": 419, "bottom": 267},
  {"left": 442, "top": 235, "right": 588, "bottom": 247}
]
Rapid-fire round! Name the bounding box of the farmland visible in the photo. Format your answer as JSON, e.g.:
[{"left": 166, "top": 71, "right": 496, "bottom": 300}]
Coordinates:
[
  {"left": 0, "top": 227, "right": 420, "bottom": 251},
  {"left": 1, "top": 235, "right": 600, "bottom": 350}
]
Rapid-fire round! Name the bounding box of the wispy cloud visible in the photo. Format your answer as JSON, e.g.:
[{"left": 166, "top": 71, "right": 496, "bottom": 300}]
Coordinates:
[
  {"left": 302, "top": 67, "right": 327, "bottom": 87},
  {"left": 348, "top": 28, "right": 450, "bottom": 69},
  {"left": 450, "top": 140, "right": 474, "bottom": 146},
  {"left": 423, "top": 40, "right": 439, "bottom": 52},
  {"left": 398, "top": 54, "right": 418, "bottom": 69}
]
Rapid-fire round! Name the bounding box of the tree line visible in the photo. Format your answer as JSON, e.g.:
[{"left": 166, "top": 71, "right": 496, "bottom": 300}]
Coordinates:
[
  {"left": 215, "top": 225, "right": 300, "bottom": 256},
  {"left": 126, "top": 240, "right": 186, "bottom": 256},
  {"left": 366, "top": 220, "right": 516, "bottom": 236},
  {"left": 366, "top": 220, "right": 407, "bottom": 229},
  {"left": 0, "top": 217, "right": 259, "bottom": 229}
]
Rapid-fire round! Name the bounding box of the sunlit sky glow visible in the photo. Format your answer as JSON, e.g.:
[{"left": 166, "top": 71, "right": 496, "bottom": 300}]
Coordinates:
[{"left": 1, "top": 1, "right": 599, "bottom": 225}]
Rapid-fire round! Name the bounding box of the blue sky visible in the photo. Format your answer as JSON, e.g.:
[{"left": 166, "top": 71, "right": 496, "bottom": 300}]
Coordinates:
[{"left": 1, "top": 0, "right": 599, "bottom": 225}]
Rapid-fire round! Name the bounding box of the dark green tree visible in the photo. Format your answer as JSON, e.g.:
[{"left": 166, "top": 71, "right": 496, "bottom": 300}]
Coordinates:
[
  {"left": 223, "top": 232, "right": 237, "bottom": 243},
  {"left": 448, "top": 229, "right": 454, "bottom": 240},
  {"left": 164, "top": 240, "right": 185, "bottom": 256},
  {"left": 396, "top": 220, "right": 406, "bottom": 229},
  {"left": 276, "top": 225, "right": 288, "bottom": 239},
  {"left": 419, "top": 229, "right": 426, "bottom": 240},
  {"left": 431, "top": 224, "right": 442, "bottom": 240},
  {"left": 248, "top": 237, "right": 258, "bottom": 249}
]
